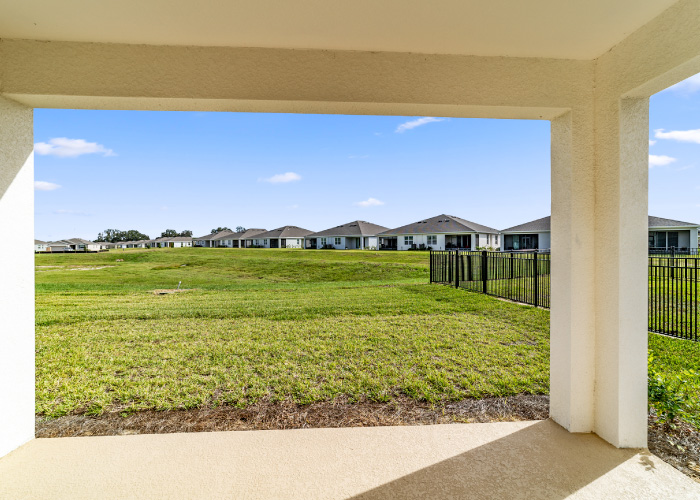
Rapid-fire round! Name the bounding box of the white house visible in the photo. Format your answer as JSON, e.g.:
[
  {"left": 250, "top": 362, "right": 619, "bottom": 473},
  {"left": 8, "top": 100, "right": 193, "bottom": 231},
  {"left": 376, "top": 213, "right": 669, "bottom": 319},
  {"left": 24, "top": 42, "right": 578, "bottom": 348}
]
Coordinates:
[
  {"left": 194, "top": 230, "right": 235, "bottom": 247},
  {"left": 45, "top": 238, "right": 102, "bottom": 252},
  {"left": 215, "top": 229, "right": 267, "bottom": 248},
  {"left": 305, "top": 220, "right": 388, "bottom": 250},
  {"left": 501, "top": 215, "right": 699, "bottom": 252},
  {"left": 34, "top": 239, "right": 47, "bottom": 252},
  {"left": 378, "top": 214, "right": 500, "bottom": 251},
  {"left": 152, "top": 236, "right": 193, "bottom": 248},
  {"left": 501, "top": 216, "right": 552, "bottom": 251},
  {"left": 648, "top": 216, "right": 700, "bottom": 251},
  {"left": 245, "top": 226, "right": 313, "bottom": 249}
]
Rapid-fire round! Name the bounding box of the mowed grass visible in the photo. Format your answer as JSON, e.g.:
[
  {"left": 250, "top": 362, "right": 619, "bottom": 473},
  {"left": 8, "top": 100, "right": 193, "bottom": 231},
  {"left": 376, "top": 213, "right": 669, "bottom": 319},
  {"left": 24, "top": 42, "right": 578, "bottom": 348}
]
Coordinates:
[{"left": 36, "top": 248, "right": 550, "bottom": 417}]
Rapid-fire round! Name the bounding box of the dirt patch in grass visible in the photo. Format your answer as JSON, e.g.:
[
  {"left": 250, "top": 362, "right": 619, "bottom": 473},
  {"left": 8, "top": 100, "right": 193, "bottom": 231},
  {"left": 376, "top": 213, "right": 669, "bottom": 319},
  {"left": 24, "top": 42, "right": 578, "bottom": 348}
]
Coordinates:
[
  {"left": 648, "top": 413, "right": 700, "bottom": 483},
  {"left": 36, "top": 394, "right": 549, "bottom": 438}
]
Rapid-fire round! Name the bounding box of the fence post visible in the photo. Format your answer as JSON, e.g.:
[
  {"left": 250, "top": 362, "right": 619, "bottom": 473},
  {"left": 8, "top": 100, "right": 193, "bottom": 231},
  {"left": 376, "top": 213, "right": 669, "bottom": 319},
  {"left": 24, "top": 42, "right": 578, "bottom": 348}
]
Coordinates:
[
  {"left": 481, "top": 250, "right": 488, "bottom": 294},
  {"left": 455, "top": 250, "right": 460, "bottom": 288},
  {"left": 533, "top": 250, "right": 539, "bottom": 307},
  {"left": 671, "top": 247, "right": 676, "bottom": 280},
  {"left": 510, "top": 252, "right": 514, "bottom": 279},
  {"left": 429, "top": 251, "right": 433, "bottom": 283}
]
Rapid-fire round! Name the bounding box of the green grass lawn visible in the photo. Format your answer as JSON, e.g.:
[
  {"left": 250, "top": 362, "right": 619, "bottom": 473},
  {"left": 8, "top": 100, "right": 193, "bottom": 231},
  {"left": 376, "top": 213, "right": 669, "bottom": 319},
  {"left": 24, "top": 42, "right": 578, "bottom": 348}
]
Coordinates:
[
  {"left": 37, "top": 247, "right": 698, "bottom": 426},
  {"left": 36, "top": 248, "right": 550, "bottom": 417}
]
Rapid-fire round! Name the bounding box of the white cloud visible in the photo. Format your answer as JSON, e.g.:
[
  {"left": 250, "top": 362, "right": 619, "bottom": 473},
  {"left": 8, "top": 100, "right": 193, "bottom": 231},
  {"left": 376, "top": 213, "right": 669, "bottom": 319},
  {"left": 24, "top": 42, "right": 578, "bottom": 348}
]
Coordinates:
[
  {"left": 354, "top": 197, "right": 385, "bottom": 207},
  {"left": 649, "top": 140, "right": 656, "bottom": 146},
  {"left": 34, "top": 138, "right": 116, "bottom": 158},
  {"left": 649, "top": 154, "right": 677, "bottom": 168},
  {"left": 664, "top": 73, "right": 700, "bottom": 94},
  {"left": 654, "top": 128, "right": 700, "bottom": 144},
  {"left": 34, "top": 181, "right": 61, "bottom": 191},
  {"left": 395, "top": 117, "right": 444, "bottom": 133},
  {"left": 259, "top": 172, "right": 301, "bottom": 183}
]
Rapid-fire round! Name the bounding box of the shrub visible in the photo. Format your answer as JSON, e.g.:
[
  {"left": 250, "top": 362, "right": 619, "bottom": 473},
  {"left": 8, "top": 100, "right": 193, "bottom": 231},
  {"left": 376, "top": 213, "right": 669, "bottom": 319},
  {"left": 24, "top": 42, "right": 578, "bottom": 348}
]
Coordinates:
[{"left": 648, "top": 353, "right": 700, "bottom": 429}]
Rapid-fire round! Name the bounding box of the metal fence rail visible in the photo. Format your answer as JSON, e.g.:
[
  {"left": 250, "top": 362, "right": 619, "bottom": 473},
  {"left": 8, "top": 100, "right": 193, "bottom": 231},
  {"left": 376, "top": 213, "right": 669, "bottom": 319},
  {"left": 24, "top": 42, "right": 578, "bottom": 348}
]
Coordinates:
[
  {"left": 649, "top": 256, "right": 700, "bottom": 341},
  {"left": 430, "top": 250, "right": 550, "bottom": 308},
  {"left": 431, "top": 249, "right": 700, "bottom": 341}
]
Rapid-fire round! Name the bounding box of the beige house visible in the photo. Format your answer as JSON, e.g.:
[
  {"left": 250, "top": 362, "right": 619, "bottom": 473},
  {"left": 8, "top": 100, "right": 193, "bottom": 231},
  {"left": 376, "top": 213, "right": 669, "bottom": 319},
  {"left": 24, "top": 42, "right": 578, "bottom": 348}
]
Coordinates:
[{"left": 3, "top": 1, "right": 700, "bottom": 496}]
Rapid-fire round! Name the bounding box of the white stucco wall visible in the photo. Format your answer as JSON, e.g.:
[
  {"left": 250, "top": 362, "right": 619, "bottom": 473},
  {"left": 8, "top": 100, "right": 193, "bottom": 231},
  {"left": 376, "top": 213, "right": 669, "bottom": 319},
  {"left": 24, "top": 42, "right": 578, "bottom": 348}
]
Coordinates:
[{"left": 0, "top": 97, "right": 34, "bottom": 458}]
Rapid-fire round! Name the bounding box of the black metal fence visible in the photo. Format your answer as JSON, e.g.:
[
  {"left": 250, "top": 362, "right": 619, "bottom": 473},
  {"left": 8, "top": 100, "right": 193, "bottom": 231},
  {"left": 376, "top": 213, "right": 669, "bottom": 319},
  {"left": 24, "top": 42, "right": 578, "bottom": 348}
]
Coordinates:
[
  {"left": 430, "top": 250, "right": 550, "bottom": 308},
  {"left": 431, "top": 249, "right": 700, "bottom": 341},
  {"left": 649, "top": 255, "right": 700, "bottom": 341}
]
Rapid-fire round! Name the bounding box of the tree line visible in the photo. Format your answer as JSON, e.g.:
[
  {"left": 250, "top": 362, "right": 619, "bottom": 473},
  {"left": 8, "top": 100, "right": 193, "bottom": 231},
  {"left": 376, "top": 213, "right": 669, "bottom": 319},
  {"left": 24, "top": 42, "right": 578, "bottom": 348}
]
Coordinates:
[
  {"left": 96, "top": 228, "right": 192, "bottom": 242},
  {"left": 96, "top": 226, "right": 245, "bottom": 242}
]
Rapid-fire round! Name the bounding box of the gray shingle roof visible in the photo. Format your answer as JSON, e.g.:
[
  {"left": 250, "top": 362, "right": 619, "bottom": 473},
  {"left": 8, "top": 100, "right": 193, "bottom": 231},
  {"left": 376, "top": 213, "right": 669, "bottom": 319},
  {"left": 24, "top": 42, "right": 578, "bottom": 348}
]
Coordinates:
[
  {"left": 502, "top": 215, "right": 700, "bottom": 233},
  {"left": 194, "top": 231, "right": 225, "bottom": 241},
  {"left": 308, "top": 221, "right": 389, "bottom": 238},
  {"left": 154, "top": 236, "right": 193, "bottom": 242},
  {"left": 379, "top": 214, "right": 498, "bottom": 236},
  {"left": 648, "top": 216, "right": 699, "bottom": 228},
  {"left": 210, "top": 230, "right": 236, "bottom": 240},
  {"left": 35, "top": 239, "right": 47, "bottom": 245},
  {"left": 214, "top": 229, "right": 267, "bottom": 240},
  {"left": 502, "top": 216, "right": 551, "bottom": 233},
  {"left": 251, "top": 226, "right": 314, "bottom": 239}
]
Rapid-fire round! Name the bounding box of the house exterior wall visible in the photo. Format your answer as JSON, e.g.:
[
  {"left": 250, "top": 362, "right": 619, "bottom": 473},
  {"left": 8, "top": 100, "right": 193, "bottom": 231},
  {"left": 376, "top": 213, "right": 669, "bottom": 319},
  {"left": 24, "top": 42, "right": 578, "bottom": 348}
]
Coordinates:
[
  {"left": 34, "top": 243, "right": 46, "bottom": 252},
  {"left": 0, "top": 97, "right": 34, "bottom": 458},
  {"left": 501, "top": 231, "right": 550, "bottom": 251}
]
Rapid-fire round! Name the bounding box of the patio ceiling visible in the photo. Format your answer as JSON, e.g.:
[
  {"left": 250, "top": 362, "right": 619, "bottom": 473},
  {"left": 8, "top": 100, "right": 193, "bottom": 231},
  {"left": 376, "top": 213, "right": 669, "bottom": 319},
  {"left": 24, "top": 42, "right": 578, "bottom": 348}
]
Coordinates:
[{"left": 0, "top": 0, "right": 679, "bottom": 59}]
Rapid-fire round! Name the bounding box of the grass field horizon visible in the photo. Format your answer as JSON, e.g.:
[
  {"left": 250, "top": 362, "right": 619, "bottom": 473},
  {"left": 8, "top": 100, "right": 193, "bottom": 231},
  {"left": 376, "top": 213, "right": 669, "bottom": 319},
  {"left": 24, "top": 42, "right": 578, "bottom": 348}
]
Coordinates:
[
  {"left": 36, "top": 248, "right": 550, "bottom": 418},
  {"left": 37, "top": 247, "right": 700, "bottom": 430}
]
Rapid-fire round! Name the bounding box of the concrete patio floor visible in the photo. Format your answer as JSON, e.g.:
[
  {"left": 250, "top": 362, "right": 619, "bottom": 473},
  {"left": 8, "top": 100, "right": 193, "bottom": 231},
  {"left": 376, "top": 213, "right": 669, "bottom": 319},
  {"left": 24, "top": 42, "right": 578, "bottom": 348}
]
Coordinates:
[{"left": 0, "top": 419, "right": 698, "bottom": 499}]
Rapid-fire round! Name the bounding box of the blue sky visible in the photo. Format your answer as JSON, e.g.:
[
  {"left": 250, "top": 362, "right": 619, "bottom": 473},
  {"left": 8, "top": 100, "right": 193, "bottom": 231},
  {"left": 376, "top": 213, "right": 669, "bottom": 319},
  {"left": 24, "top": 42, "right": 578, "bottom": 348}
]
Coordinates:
[{"left": 34, "top": 73, "right": 700, "bottom": 241}]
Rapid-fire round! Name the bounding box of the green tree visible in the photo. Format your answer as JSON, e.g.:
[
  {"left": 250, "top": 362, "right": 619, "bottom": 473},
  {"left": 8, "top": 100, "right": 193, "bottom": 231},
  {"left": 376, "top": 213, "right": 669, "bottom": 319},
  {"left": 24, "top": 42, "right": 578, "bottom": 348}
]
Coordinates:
[
  {"left": 235, "top": 226, "right": 246, "bottom": 233},
  {"left": 161, "top": 229, "right": 178, "bottom": 238},
  {"left": 211, "top": 227, "right": 231, "bottom": 234},
  {"left": 179, "top": 230, "right": 193, "bottom": 237}
]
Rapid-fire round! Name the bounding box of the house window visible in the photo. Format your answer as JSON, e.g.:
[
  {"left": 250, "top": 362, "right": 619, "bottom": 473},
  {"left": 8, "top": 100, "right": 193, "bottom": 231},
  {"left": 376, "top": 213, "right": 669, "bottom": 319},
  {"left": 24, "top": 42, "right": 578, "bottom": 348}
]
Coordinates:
[
  {"left": 427, "top": 235, "right": 437, "bottom": 246},
  {"left": 264, "top": 239, "right": 268, "bottom": 245},
  {"left": 320, "top": 237, "right": 327, "bottom": 246},
  {"left": 296, "top": 239, "right": 301, "bottom": 245},
  {"left": 335, "top": 237, "right": 342, "bottom": 245},
  {"left": 404, "top": 236, "right": 414, "bottom": 246}
]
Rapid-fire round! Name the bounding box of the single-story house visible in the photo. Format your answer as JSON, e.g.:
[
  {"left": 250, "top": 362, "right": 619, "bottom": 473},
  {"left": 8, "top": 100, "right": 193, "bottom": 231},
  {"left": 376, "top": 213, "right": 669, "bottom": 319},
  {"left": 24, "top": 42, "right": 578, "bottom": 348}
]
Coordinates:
[
  {"left": 378, "top": 214, "right": 500, "bottom": 251},
  {"left": 112, "top": 240, "right": 153, "bottom": 249},
  {"left": 648, "top": 216, "right": 699, "bottom": 251},
  {"left": 45, "top": 238, "right": 102, "bottom": 252},
  {"left": 216, "top": 229, "right": 267, "bottom": 248},
  {"left": 67, "top": 238, "right": 102, "bottom": 252},
  {"left": 500, "top": 215, "right": 700, "bottom": 251},
  {"left": 34, "top": 240, "right": 47, "bottom": 252},
  {"left": 46, "top": 240, "right": 73, "bottom": 252},
  {"left": 152, "top": 236, "right": 193, "bottom": 248},
  {"left": 305, "top": 220, "right": 388, "bottom": 250},
  {"left": 244, "top": 226, "right": 313, "bottom": 249},
  {"left": 500, "top": 216, "right": 551, "bottom": 251},
  {"left": 194, "top": 230, "right": 235, "bottom": 247}
]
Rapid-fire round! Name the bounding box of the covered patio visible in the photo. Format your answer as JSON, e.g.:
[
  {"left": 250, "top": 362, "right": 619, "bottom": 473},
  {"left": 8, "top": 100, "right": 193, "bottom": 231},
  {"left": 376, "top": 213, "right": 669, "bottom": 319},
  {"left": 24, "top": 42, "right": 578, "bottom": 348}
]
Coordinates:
[{"left": 2, "top": 0, "right": 700, "bottom": 496}]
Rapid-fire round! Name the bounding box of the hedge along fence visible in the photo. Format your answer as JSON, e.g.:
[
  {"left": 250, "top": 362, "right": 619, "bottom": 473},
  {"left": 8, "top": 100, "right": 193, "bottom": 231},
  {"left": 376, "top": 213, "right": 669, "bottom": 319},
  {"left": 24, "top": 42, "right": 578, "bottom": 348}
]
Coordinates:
[{"left": 431, "top": 249, "right": 699, "bottom": 342}]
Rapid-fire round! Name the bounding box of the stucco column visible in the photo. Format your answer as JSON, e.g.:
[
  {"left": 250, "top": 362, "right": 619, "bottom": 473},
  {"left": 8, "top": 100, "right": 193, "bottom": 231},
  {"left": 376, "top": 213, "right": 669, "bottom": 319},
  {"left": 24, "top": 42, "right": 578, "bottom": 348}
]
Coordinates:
[
  {"left": 0, "top": 96, "right": 34, "bottom": 457},
  {"left": 550, "top": 97, "right": 648, "bottom": 448},
  {"left": 592, "top": 97, "right": 649, "bottom": 448},
  {"left": 550, "top": 109, "right": 596, "bottom": 436}
]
